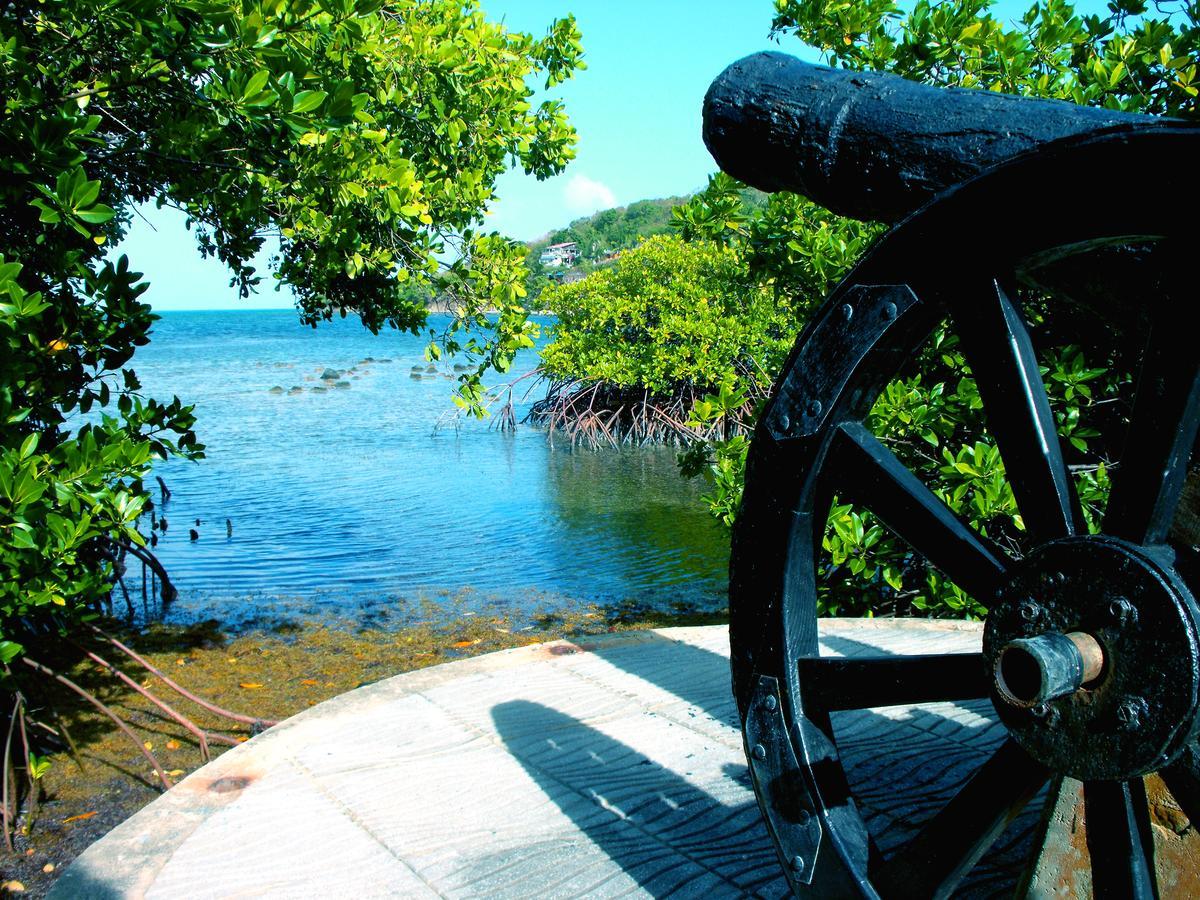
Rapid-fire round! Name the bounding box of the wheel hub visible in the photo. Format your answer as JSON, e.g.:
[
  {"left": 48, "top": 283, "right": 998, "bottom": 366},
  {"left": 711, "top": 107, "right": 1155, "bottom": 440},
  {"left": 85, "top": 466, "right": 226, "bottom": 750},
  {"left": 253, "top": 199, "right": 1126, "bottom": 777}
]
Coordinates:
[{"left": 984, "top": 536, "right": 1200, "bottom": 780}]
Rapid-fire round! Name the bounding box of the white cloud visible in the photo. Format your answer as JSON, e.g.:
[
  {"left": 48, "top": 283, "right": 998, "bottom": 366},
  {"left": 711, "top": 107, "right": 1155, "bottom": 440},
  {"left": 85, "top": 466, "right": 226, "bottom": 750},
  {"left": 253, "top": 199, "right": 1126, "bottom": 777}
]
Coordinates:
[{"left": 563, "top": 174, "right": 617, "bottom": 216}]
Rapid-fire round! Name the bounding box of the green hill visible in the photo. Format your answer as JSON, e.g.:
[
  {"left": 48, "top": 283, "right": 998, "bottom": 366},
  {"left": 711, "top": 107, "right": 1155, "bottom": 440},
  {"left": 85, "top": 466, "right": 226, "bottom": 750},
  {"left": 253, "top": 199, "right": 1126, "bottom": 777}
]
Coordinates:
[{"left": 523, "top": 186, "right": 768, "bottom": 299}]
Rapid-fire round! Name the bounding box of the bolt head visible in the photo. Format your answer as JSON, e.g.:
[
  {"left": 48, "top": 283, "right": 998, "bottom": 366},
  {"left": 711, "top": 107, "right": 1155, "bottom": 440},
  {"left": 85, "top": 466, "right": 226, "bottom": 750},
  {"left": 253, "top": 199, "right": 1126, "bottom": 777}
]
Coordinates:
[
  {"left": 1116, "top": 697, "right": 1146, "bottom": 731},
  {"left": 841, "top": 303, "right": 854, "bottom": 321},
  {"left": 805, "top": 400, "right": 823, "bottom": 417},
  {"left": 1018, "top": 600, "right": 1041, "bottom": 623},
  {"left": 777, "top": 412, "right": 791, "bottom": 434},
  {"left": 789, "top": 855, "right": 806, "bottom": 873},
  {"left": 751, "top": 743, "right": 767, "bottom": 761},
  {"left": 883, "top": 302, "right": 898, "bottom": 320},
  {"left": 763, "top": 694, "right": 778, "bottom": 711},
  {"left": 1110, "top": 597, "right": 1138, "bottom": 627}
]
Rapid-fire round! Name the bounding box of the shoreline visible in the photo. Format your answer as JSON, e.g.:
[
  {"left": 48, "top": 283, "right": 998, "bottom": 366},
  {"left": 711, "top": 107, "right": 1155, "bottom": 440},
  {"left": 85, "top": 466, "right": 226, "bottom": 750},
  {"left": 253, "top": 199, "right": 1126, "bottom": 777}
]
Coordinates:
[{"left": 1, "top": 602, "right": 728, "bottom": 897}]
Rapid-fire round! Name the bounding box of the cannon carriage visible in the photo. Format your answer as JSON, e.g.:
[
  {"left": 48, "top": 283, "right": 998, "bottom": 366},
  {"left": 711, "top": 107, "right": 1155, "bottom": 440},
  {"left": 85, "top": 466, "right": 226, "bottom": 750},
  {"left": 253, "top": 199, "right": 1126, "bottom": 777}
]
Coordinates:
[{"left": 705, "top": 52, "right": 1199, "bottom": 897}]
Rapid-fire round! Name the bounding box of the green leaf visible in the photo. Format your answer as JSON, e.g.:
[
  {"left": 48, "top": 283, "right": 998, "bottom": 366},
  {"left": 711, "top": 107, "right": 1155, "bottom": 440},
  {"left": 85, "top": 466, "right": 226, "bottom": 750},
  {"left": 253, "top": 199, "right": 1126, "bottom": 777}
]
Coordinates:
[
  {"left": 0, "top": 641, "right": 22, "bottom": 664},
  {"left": 76, "top": 204, "right": 116, "bottom": 224},
  {"left": 243, "top": 70, "right": 270, "bottom": 100},
  {"left": 291, "top": 90, "right": 328, "bottom": 114}
]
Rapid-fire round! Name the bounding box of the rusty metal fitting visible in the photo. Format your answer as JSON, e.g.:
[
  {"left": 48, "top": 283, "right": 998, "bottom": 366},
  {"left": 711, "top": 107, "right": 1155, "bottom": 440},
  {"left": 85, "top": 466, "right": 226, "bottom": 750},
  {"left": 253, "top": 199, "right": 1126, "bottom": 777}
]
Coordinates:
[{"left": 995, "top": 631, "right": 1105, "bottom": 708}]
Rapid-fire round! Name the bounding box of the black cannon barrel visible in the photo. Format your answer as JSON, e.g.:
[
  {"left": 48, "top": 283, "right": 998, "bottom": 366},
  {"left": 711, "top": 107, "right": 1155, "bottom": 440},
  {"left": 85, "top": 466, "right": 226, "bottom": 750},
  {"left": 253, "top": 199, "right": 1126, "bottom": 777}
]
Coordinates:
[{"left": 703, "top": 51, "right": 1165, "bottom": 222}]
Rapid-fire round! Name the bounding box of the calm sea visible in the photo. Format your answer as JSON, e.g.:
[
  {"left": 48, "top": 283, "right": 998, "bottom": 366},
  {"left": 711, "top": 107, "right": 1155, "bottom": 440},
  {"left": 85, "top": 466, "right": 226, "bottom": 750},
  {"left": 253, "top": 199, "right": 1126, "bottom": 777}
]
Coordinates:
[{"left": 130, "top": 310, "right": 729, "bottom": 629}]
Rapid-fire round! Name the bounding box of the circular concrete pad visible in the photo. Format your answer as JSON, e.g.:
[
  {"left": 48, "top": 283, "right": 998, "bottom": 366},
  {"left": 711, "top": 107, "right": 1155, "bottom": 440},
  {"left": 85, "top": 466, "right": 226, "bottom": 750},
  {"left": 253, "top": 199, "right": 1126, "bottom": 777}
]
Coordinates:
[{"left": 53, "top": 620, "right": 1007, "bottom": 899}]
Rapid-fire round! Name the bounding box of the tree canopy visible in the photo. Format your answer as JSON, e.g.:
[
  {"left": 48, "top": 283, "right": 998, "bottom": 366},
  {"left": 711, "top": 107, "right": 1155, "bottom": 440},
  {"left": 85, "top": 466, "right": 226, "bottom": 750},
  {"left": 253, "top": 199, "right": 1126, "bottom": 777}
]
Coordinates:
[
  {"left": 540, "top": 0, "right": 1198, "bottom": 617},
  {"left": 0, "top": 0, "right": 584, "bottom": 660}
]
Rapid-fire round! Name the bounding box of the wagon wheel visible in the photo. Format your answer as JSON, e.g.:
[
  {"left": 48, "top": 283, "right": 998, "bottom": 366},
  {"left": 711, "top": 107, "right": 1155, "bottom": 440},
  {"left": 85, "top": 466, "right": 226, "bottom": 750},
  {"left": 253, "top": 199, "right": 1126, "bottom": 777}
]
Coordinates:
[{"left": 730, "top": 125, "right": 1200, "bottom": 898}]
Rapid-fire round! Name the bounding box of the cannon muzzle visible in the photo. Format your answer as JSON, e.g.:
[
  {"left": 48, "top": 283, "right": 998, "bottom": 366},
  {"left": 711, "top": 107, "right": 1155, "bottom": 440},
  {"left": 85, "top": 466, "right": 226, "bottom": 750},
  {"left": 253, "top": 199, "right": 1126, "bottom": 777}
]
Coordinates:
[{"left": 703, "top": 52, "right": 1166, "bottom": 222}]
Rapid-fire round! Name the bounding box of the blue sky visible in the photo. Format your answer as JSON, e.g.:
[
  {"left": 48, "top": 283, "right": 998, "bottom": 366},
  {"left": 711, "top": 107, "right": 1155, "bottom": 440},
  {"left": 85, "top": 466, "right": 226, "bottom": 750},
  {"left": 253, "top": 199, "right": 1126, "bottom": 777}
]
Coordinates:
[{"left": 121, "top": 0, "right": 1105, "bottom": 310}]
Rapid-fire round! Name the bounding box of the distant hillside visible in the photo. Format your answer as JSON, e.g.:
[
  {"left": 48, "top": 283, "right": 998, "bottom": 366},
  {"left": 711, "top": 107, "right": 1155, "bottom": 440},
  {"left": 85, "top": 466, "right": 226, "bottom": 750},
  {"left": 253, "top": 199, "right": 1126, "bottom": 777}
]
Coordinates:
[
  {"left": 523, "top": 187, "right": 768, "bottom": 299},
  {"left": 528, "top": 196, "right": 688, "bottom": 265}
]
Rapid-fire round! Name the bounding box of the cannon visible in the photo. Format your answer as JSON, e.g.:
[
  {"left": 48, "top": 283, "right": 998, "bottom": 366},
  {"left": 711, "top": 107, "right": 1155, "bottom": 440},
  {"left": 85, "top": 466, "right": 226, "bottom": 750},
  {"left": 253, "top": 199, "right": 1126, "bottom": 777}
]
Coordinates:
[{"left": 705, "top": 52, "right": 1198, "bottom": 897}]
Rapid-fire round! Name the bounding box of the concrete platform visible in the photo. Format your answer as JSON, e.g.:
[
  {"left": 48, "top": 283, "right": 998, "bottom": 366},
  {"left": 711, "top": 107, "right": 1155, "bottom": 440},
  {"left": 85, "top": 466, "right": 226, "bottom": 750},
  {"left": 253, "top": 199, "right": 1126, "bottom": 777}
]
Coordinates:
[{"left": 52, "top": 620, "right": 1012, "bottom": 899}]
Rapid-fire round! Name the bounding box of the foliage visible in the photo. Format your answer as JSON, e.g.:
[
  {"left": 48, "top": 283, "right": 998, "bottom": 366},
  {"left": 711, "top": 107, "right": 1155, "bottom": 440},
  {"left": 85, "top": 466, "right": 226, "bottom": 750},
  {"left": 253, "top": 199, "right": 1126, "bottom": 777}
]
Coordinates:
[
  {"left": 682, "top": 0, "right": 1197, "bottom": 618},
  {"left": 0, "top": 0, "right": 584, "bottom": 658},
  {"left": 771, "top": 0, "right": 1198, "bottom": 114},
  {"left": 522, "top": 187, "right": 768, "bottom": 300},
  {"left": 540, "top": 234, "right": 792, "bottom": 394}
]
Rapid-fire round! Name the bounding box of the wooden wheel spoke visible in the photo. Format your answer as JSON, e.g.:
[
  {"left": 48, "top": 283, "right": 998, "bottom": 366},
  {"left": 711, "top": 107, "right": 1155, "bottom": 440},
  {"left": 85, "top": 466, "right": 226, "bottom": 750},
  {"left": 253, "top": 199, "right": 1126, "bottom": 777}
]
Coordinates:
[
  {"left": 1084, "top": 778, "right": 1159, "bottom": 899},
  {"left": 831, "top": 422, "right": 1010, "bottom": 600},
  {"left": 950, "top": 279, "right": 1082, "bottom": 543},
  {"left": 874, "top": 738, "right": 1049, "bottom": 899},
  {"left": 797, "top": 652, "right": 988, "bottom": 711},
  {"left": 1102, "top": 316, "right": 1200, "bottom": 545}
]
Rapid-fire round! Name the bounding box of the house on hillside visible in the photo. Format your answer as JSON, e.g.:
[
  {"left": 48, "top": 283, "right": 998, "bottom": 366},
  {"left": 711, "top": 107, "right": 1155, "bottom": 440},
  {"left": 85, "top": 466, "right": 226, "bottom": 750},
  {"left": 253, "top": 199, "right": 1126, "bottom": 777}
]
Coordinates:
[{"left": 539, "top": 241, "right": 579, "bottom": 268}]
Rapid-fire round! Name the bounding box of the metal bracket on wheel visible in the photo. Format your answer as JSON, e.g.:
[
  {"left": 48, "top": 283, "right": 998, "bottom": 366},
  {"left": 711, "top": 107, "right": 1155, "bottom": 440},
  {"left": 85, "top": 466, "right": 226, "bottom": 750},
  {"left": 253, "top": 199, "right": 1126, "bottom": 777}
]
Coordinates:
[{"left": 743, "top": 674, "right": 823, "bottom": 888}]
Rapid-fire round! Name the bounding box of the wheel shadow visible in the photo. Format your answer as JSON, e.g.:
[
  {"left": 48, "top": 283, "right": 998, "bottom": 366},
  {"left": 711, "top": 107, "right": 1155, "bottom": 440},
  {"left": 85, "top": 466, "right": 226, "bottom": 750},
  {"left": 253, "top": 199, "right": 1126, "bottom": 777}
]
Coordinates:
[{"left": 492, "top": 628, "right": 1041, "bottom": 898}]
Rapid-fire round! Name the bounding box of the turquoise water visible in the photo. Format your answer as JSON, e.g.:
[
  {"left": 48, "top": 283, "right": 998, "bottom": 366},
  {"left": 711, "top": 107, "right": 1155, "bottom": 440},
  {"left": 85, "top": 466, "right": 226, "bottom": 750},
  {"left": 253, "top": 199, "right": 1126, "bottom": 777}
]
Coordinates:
[{"left": 131, "top": 310, "right": 729, "bottom": 627}]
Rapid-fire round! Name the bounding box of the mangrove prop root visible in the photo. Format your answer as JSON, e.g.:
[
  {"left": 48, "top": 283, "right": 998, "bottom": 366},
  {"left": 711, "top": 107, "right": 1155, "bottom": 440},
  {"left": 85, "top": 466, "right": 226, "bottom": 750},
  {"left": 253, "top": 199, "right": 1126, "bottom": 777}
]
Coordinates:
[
  {"left": 115, "top": 539, "right": 177, "bottom": 603},
  {"left": 48, "top": 707, "right": 86, "bottom": 773},
  {"left": 92, "top": 627, "right": 278, "bottom": 728},
  {"left": 2, "top": 695, "right": 18, "bottom": 851},
  {"left": 21, "top": 656, "right": 173, "bottom": 791},
  {"left": 526, "top": 377, "right": 762, "bottom": 449},
  {"left": 78, "top": 644, "right": 234, "bottom": 759}
]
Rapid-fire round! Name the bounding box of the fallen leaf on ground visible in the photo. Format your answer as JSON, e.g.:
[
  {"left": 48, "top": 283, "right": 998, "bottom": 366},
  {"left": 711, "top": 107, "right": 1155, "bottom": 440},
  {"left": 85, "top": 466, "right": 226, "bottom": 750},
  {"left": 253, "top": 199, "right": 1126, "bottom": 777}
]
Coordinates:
[
  {"left": 239, "top": 682, "right": 264, "bottom": 689},
  {"left": 165, "top": 739, "right": 181, "bottom": 750},
  {"left": 175, "top": 659, "right": 185, "bottom": 666},
  {"left": 167, "top": 769, "right": 185, "bottom": 777},
  {"left": 143, "top": 741, "right": 153, "bottom": 750},
  {"left": 450, "top": 640, "right": 475, "bottom": 648},
  {"left": 1, "top": 880, "right": 25, "bottom": 892},
  {"left": 299, "top": 678, "right": 319, "bottom": 686},
  {"left": 42, "top": 864, "right": 54, "bottom": 874},
  {"left": 63, "top": 811, "right": 97, "bottom": 824}
]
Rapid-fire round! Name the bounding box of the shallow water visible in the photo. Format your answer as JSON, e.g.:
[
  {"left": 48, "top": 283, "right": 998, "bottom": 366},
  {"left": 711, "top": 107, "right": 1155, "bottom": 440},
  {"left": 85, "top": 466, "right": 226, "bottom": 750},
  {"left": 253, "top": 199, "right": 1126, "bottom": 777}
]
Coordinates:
[{"left": 130, "top": 310, "right": 729, "bottom": 627}]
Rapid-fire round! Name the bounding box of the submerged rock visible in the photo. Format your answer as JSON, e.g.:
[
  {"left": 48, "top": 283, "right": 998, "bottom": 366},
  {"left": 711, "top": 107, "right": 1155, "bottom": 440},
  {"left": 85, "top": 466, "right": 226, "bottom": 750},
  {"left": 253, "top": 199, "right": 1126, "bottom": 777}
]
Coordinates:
[
  {"left": 334, "top": 380, "right": 351, "bottom": 389},
  {"left": 320, "top": 367, "right": 342, "bottom": 380},
  {"left": 288, "top": 386, "right": 304, "bottom": 395},
  {"left": 268, "top": 385, "right": 284, "bottom": 394},
  {"left": 311, "top": 385, "right": 328, "bottom": 393},
  {"left": 409, "top": 372, "right": 423, "bottom": 380}
]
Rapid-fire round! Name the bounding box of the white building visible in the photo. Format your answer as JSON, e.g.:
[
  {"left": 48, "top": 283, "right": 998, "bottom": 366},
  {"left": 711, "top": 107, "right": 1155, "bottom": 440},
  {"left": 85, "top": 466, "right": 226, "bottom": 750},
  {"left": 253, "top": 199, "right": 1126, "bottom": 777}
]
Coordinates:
[{"left": 539, "top": 241, "right": 579, "bottom": 268}]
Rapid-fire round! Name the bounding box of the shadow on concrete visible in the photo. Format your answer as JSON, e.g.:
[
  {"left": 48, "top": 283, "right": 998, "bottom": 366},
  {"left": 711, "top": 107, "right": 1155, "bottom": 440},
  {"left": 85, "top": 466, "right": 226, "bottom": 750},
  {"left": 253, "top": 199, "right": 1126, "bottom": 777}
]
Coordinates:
[
  {"left": 579, "top": 630, "right": 735, "bottom": 721},
  {"left": 491, "top": 699, "right": 790, "bottom": 898},
  {"left": 505, "top": 627, "right": 1043, "bottom": 898},
  {"left": 45, "top": 865, "right": 128, "bottom": 900}
]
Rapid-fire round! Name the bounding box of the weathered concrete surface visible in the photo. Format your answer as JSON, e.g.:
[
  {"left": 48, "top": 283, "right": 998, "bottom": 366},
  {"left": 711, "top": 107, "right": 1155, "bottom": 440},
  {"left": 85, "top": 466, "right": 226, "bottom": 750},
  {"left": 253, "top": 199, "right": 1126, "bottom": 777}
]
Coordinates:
[{"left": 52, "top": 620, "right": 1014, "bottom": 899}]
